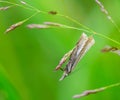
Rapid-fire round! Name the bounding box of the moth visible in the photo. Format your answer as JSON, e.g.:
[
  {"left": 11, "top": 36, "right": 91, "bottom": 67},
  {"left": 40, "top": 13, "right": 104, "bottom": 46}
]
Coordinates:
[{"left": 55, "top": 33, "right": 95, "bottom": 81}]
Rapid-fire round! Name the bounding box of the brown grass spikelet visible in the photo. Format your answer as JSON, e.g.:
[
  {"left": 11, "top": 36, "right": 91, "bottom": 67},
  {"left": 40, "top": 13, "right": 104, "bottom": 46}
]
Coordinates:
[
  {"left": 5, "top": 21, "right": 24, "bottom": 34},
  {"left": 44, "top": 22, "right": 62, "bottom": 27},
  {"left": 27, "top": 24, "right": 49, "bottom": 29},
  {"left": 0, "top": 6, "right": 12, "bottom": 11},
  {"left": 73, "top": 88, "right": 104, "bottom": 98},
  {"left": 20, "top": 1, "right": 27, "bottom": 5},
  {"left": 101, "top": 45, "right": 120, "bottom": 56}
]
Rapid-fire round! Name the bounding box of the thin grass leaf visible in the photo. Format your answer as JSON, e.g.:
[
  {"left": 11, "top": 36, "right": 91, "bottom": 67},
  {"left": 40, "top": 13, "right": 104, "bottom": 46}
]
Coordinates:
[
  {"left": 101, "top": 45, "right": 120, "bottom": 56},
  {"left": 58, "top": 33, "right": 95, "bottom": 81},
  {"left": 27, "top": 24, "right": 49, "bottom": 29}
]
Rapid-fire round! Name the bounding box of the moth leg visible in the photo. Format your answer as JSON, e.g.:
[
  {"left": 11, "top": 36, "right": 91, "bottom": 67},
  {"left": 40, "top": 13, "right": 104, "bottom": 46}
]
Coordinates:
[
  {"left": 59, "top": 71, "right": 68, "bottom": 81},
  {"left": 55, "top": 49, "right": 73, "bottom": 70},
  {"left": 59, "top": 68, "right": 64, "bottom": 71}
]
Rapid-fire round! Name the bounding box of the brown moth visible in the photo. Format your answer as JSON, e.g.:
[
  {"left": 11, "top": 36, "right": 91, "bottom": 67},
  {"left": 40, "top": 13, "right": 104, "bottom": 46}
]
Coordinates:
[
  {"left": 48, "top": 11, "right": 57, "bottom": 15},
  {"left": 55, "top": 33, "right": 95, "bottom": 81}
]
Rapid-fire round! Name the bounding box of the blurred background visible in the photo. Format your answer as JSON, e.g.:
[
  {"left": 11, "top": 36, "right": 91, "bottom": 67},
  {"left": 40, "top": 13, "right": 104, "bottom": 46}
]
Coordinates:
[{"left": 0, "top": 0, "right": 120, "bottom": 100}]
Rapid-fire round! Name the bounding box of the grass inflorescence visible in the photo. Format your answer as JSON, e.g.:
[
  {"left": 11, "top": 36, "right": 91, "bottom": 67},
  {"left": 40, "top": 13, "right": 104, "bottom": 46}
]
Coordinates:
[{"left": 0, "top": 0, "right": 120, "bottom": 99}]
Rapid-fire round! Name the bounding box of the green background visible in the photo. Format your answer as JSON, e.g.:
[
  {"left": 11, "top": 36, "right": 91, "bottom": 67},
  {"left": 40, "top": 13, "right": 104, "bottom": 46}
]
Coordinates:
[{"left": 0, "top": 0, "right": 120, "bottom": 100}]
